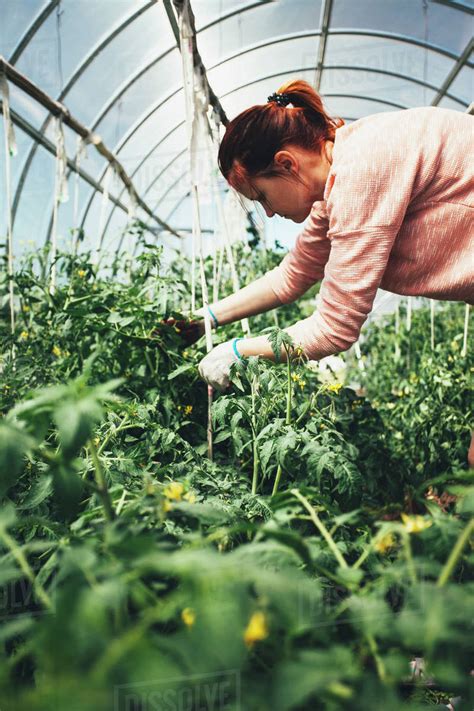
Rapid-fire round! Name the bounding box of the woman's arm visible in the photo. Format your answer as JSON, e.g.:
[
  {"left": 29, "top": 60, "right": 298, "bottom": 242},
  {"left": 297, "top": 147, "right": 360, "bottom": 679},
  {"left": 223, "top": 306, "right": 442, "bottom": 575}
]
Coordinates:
[
  {"left": 204, "top": 272, "right": 284, "bottom": 326},
  {"left": 203, "top": 201, "right": 331, "bottom": 326}
]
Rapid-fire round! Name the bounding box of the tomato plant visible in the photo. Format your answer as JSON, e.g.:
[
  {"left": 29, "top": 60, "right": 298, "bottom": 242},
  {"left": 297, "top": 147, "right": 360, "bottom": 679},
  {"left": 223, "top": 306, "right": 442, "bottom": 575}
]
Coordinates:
[{"left": 0, "top": 239, "right": 472, "bottom": 710}]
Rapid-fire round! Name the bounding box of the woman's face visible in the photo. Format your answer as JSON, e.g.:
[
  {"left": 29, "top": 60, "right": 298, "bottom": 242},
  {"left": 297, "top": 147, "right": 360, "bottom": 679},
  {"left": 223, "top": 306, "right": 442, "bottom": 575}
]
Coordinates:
[{"left": 236, "top": 142, "right": 333, "bottom": 224}]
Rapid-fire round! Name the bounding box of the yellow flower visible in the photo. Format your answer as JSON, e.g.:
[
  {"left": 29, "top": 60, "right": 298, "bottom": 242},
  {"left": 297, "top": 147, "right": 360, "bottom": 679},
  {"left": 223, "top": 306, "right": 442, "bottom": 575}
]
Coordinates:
[
  {"left": 181, "top": 607, "right": 196, "bottom": 628},
  {"left": 22, "top": 305, "right": 30, "bottom": 312},
  {"left": 163, "top": 482, "right": 184, "bottom": 501},
  {"left": 77, "top": 269, "right": 86, "bottom": 278},
  {"left": 184, "top": 491, "right": 196, "bottom": 504},
  {"left": 184, "top": 405, "right": 193, "bottom": 416},
  {"left": 401, "top": 514, "right": 432, "bottom": 534},
  {"left": 375, "top": 532, "right": 396, "bottom": 554},
  {"left": 52, "top": 345, "right": 62, "bottom": 357},
  {"left": 162, "top": 499, "right": 172, "bottom": 513},
  {"left": 183, "top": 350, "right": 189, "bottom": 358},
  {"left": 93, "top": 437, "right": 100, "bottom": 447},
  {"left": 244, "top": 611, "right": 268, "bottom": 648},
  {"left": 19, "top": 330, "right": 29, "bottom": 340},
  {"left": 327, "top": 382, "right": 343, "bottom": 394}
]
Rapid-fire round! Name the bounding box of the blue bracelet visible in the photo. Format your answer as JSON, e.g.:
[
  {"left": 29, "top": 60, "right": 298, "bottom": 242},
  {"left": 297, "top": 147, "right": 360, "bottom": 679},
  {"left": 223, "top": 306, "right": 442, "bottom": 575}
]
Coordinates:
[
  {"left": 232, "top": 337, "right": 243, "bottom": 360},
  {"left": 207, "top": 305, "right": 219, "bottom": 328}
]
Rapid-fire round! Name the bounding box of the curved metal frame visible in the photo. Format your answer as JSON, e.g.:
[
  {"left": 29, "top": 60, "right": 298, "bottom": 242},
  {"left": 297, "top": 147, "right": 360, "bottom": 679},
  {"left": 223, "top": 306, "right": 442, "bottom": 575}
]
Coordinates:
[
  {"left": 77, "top": 25, "right": 473, "bottom": 241},
  {"left": 9, "top": 0, "right": 60, "bottom": 64},
  {"left": 11, "top": 0, "right": 272, "bottom": 230},
  {"left": 18, "top": 8, "right": 470, "bottom": 245},
  {"left": 11, "top": 0, "right": 157, "bottom": 226}
]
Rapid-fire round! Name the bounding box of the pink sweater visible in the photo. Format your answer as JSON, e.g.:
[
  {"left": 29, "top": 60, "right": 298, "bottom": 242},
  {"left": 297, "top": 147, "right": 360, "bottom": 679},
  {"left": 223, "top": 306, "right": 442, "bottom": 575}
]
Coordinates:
[{"left": 265, "top": 106, "right": 474, "bottom": 360}]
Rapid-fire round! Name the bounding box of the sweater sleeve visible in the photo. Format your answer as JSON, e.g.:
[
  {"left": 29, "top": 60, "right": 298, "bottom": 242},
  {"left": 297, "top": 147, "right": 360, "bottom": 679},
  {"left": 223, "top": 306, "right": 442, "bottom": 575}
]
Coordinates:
[
  {"left": 282, "top": 135, "right": 421, "bottom": 359},
  {"left": 263, "top": 201, "right": 331, "bottom": 303}
]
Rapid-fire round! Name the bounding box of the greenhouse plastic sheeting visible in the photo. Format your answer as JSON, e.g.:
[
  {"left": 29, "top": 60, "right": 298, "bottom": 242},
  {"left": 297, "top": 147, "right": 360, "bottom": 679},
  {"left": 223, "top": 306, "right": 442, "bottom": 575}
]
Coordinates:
[{"left": 0, "top": 0, "right": 472, "bottom": 256}]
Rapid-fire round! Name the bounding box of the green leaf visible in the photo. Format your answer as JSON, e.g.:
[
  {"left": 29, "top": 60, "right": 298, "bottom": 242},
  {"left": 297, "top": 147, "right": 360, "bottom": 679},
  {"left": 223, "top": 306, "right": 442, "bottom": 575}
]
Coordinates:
[
  {"left": 167, "top": 363, "right": 195, "bottom": 380},
  {"left": 18, "top": 475, "right": 53, "bottom": 510},
  {"left": 0, "top": 422, "right": 35, "bottom": 496}
]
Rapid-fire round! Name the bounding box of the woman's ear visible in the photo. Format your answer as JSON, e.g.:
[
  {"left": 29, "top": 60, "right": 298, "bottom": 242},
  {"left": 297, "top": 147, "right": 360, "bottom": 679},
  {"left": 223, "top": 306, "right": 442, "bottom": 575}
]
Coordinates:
[{"left": 274, "top": 150, "right": 297, "bottom": 172}]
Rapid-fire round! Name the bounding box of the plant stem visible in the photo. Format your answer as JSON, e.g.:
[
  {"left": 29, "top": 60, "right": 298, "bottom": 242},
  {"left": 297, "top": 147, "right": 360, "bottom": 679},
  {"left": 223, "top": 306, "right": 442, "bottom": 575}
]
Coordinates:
[
  {"left": 437, "top": 517, "right": 474, "bottom": 588},
  {"left": 272, "top": 346, "right": 292, "bottom": 497},
  {"left": 88, "top": 438, "right": 115, "bottom": 522},
  {"left": 97, "top": 417, "right": 134, "bottom": 455},
  {"left": 291, "top": 489, "right": 348, "bottom": 569},
  {"left": 272, "top": 464, "right": 283, "bottom": 497},
  {"left": 0, "top": 528, "right": 53, "bottom": 610},
  {"left": 366, "top": 632, "right": 387, "bottom": 682}
]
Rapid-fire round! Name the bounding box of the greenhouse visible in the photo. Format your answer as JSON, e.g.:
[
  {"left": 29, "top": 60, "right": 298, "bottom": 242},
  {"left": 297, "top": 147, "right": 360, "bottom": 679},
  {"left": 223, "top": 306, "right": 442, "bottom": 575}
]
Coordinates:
[{"left": 0, "top": 0, "right": 473, "bottom": 709}]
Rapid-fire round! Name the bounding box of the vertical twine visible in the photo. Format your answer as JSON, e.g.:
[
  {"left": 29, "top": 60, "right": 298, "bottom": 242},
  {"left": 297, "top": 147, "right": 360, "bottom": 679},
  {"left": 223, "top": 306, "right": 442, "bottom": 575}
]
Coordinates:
[
  {"left": 50, "top": 118, "right": 68, "bottom": 294},
  {"left": 406, "top": 297, "right": 412, "bottom": 332},
  {"left": 205, "top": 133, "right": 250, "bottom": 337},
  {"left": 394, "top": 299, "right": 401, "bottom": 361},
  {"left": 0, "top": 69, "right": 16, "bottom": 340},
  {"left": 461, "top": 303, "right": 470, "bottom": 357},
  {"left": 95, "top": 164, "right": 113, "bottom": 262},
  {"left": 72, "top": 136, "right": 86, "bottom": 254},
  {"left": 354, "top": 341, "right": 365, "bottom": 370},
  {"left": 430, "top": 300, "right": 435, "bottom": 350},
  {"left": 179, "top": 0, "right": 214, "bottom": 458}
]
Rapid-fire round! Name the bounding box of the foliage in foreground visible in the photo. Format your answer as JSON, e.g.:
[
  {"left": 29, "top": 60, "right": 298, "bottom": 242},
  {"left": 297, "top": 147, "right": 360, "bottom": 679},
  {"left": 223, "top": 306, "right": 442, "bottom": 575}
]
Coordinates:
[{"left": 0, "top": 243, "right": 472, "bottom": 710}]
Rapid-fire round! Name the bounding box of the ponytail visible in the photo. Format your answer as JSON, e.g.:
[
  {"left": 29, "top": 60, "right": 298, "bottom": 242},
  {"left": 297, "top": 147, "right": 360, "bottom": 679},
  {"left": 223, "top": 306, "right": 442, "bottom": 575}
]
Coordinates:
[{"left": 218, "top": 79, "right": 344, "bottom": 190}]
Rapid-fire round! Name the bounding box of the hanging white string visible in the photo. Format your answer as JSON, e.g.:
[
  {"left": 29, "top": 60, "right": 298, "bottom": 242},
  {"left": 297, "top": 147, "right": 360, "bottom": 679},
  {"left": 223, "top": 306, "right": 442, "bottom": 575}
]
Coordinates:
[
  {"left": 406, "top": 296, "right": 412, "bottom": 332},
  {"left": 204, "top": 130, "right": 251, "bottom": 337},
  {"left": 354, "top": 341, "right": 365, "bottom": 370},
  {"left": 0, "top": 69, "right": 17, "bottom": 340},
  {"left": 179, "top": 0, "right": 198, "bottom": 314},
  {"left": 125, "top": 187, "right": 138, "bottom": 277},
  {"left": 94, "top": 164, "right": 113, "bottom": 263},
  {"left": 461, "top": 304, "right": 470, "bottom": 357},
  {"left": 430, "top": 299, "right": 435, "bottom": 350},
  {"left": 72, "top": 136, "right": 86, "bottom": 253},
  {"left": 179, "top": 0, "right": 216, "bottom": 458},
  {"left": 394, "top": 298, "right": 401, "bottom": 361},
  {"left": 50, "top": 117, "right": 68, "bottom": 293}
]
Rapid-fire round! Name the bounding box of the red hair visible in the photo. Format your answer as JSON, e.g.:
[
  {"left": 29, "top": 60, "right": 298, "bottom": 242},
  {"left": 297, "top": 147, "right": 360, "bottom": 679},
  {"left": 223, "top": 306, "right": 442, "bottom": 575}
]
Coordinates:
[{"left": 218, "top": 79, "right": 344, "bottom": 192}]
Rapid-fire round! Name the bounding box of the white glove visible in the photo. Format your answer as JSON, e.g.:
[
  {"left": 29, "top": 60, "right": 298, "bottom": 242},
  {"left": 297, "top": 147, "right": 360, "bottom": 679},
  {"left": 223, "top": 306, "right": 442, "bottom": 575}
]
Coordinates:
[{"left": 198, "top": 339, "right": 242, "bottom": 392}]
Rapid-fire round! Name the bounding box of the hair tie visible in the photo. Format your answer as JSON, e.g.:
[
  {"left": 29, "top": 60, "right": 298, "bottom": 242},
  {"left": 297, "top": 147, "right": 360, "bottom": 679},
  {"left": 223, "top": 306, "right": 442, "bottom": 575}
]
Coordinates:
[{"left": 267, "top": 92, "right": 291, "bottom": 107}]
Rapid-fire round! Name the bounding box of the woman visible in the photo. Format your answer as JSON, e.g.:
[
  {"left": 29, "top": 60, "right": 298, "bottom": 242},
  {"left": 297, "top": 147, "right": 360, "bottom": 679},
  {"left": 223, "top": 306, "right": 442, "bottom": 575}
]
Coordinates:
[{"left": 188, "top": 80, "right": 473, "bottom": 462}]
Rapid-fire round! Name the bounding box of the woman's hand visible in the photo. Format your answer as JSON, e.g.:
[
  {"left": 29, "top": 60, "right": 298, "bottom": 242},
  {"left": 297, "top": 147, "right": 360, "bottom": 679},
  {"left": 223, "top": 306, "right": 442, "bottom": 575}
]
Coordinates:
[
  {"left": 154, "top": 317, "right": 205, "bottom": 346},
  {"left": 198, "top": 340, "right": 241, "bottom": 391}
]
